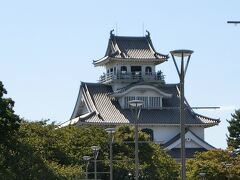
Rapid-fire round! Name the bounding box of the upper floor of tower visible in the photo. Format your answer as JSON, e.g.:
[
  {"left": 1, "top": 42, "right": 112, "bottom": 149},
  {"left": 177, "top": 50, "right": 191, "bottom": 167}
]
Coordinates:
[{"left": 93, "top": 30, "right": 169, "bottom": 85}]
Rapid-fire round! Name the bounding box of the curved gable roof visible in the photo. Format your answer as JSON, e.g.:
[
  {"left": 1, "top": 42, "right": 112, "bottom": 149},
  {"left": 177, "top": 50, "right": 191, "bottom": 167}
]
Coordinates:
[
  {"left": 93, "top": 31, "right": 168, "bottom": 66},
  {"left": 70, "top": 82, "right": 220, "bottom": 127}
]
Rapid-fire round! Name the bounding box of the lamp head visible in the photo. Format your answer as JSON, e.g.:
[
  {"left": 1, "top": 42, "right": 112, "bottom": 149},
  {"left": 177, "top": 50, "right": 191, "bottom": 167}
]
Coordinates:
[
  {"left": 83, "top": 155, "right": 91, "bottom": 161},
  {"left": 105, "top": 127, "right": 116, "bottom": 134},
  {"left": 170, "top": 49, "right": 193, "bottom": 57},
  {"left": 128, "top": 100, "right": 144, "bottom": 108},
  {"left": 199, "top": 172, "right": 206, "bottom": 177},
  {"left": 91, "top": 145, "right": 101, "bottom": 151}
]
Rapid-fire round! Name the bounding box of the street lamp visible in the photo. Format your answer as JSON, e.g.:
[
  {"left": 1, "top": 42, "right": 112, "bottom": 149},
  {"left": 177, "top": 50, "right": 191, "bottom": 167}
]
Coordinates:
[
  {"left": 222, "top": 162, "right": 232, "bottom": 180},
  {"left": 105, "top": 128, "right": 116, "bottom": 180},
  {"left": 170, "top": 49, "right": 194, "bottom": 180},
  {"left": 91, "top": 145, "right": 101, "bottom": 180},
  {"left": 83, "top": 156, "right": 91, "bottom": 179},
  {"left": 128, "top": 99, "right": 144, "bottom": 180},
  {"left": 199, "top": 172, "right": 206, "bottom": 180}
]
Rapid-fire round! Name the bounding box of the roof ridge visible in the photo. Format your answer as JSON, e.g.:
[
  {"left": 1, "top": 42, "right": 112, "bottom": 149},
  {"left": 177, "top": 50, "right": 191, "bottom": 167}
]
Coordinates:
[
  {"left": 195, "top": 113, "right": 220, "bottom": 123},
  {"left": 164, "top": 130, "right": 215, "bottom": 150},
  {"left": 188, "top": 129, "right": 215, "bottom": 148},
  {"left": 81, "top": 82, "right": 110, "bottom": 86},
  {"left": 84, "top": 84, "right": 100, "bottom": 115},
  {"left": 113, "top": 35, "right": 147, "bottom": 39}
]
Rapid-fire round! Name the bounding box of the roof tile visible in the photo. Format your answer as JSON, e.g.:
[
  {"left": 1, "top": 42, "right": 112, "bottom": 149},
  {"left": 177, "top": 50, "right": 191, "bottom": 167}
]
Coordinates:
[{"left": 73, "top": 82, "right": 220, "bottom": 126}]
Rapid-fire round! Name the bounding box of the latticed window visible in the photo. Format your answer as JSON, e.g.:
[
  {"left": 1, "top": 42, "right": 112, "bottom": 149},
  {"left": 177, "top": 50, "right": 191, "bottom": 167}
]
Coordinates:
[
  {"left": 149, "top": 97, "right": 161, "bottom": 108},
  {"left": 124, "top": 96, "right": 162, "bottom": 109},
  {"left": 136, "top": 96, "right": 148, "bottom": 108}
]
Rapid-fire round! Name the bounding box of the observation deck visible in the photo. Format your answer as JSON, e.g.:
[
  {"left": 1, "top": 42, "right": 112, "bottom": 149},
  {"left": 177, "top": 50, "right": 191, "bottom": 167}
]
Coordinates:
[{"left": 99, "top": 71, "right": 165, "bottom": 84}]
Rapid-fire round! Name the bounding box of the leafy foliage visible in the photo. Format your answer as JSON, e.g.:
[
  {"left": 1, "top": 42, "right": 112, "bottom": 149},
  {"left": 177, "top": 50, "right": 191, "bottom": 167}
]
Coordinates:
[
  {"left": 113, "top": 126, "right": 179, "bottom": 180},
  {"left": 0, "top": 121, "right": 85, "bottom": 179},
  {"left": 227, "top": 109, "right": 240, "bottom": 150},
  {"left": 0, "top": 82, "right": 179, "bottom": 180},
  {"left": 0, "top": 81, "right": 21, "bottom": 145},
  {"left": 187, "top": 149, "right": 240, "bottom": 179},
  {"left": 0, "top": 121, "right": 180, "bottom": 179}
]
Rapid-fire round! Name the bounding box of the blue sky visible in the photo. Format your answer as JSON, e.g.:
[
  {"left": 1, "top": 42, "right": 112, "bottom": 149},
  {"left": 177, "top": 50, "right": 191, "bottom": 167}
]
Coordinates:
[{"left": 0, "top": 0, "right": 239, "bottom": 149}]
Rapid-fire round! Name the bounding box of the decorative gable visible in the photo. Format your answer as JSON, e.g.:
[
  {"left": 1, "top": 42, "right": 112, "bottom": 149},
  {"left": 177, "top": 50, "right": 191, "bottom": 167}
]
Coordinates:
[
  {"left": 164, "top": 130, "right": 215, "bottom": 150},
  {"left": 111, "top": 85, "right": 172, "bottom": 109}
]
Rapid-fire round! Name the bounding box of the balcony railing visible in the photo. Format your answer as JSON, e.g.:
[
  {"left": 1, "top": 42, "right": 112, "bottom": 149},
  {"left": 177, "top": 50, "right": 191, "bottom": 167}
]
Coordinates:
[{"left": 99, "top": 72, "right": 165, "bottom": 84}]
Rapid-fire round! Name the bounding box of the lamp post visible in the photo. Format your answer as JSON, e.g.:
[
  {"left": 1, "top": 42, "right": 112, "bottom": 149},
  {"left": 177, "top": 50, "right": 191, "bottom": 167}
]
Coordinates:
[
  {"left": 170, "top": 49, "right": 193, "bottom": 180},
  {"left": 83, "top": 156, "right": 91, "bottom": 179},
  {"left": 105, "top": 128, "right": 116, "bottom": 180},
  {"left": 222, "top": 162, "right": 232, "bottom": 180},
  {"left": 91, "top": 145, "right": 101, "bottom": 180},
  {"left": 128, "top": 99, "right": 144, "bottom": 180},
  {"left": 199, "top": 172, "right": 206, "bottom": 180}
]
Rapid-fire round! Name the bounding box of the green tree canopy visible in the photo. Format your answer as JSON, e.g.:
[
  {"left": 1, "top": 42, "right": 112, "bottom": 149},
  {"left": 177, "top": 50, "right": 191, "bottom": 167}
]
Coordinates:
[
  {"left": 0, "top": 121, "right": 180, "bottom": 179},
  {"left": 112, "top": 125, "right": 179, "bottom": 180},
  {"left": 0, "top": 81, "right": 21, "bottom": 145},
  {"left": 227, "top": 109, "right": 240, "bottom": 151},
  {"left": 187, "top": 149, "right": 240, "bottom": 180}
]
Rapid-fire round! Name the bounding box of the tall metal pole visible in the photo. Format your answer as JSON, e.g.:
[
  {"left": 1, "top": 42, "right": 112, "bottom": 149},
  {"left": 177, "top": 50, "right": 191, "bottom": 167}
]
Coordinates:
[
  {"left": 83, "top": 156, "right": 91, "bottom": 180},
  {"left": 86, "top": 163, "right": 88, "bottom": 179},
  {"left": 91, "top": 146, "right": 100, "bottom": 180},
  {"left": 94, "top": 154, "right": 97, "bottom": 180},
  {"left": 110, "top": 132, "right": 113, "bottom": 180},
  {"left": 170, "top": 49, "right": 193, "bottom": 180},
  {"left": 128, "top": 100, "right": 143, "bottom": 180},
  {"left": 105, "top": 128, "right": 115, "bottom": 180},
  {"left": 180, "top": 53, "right": 186, "bottom": 180},
  {"left": 134, "top": 105, "right": 139, "bottom": 180}
]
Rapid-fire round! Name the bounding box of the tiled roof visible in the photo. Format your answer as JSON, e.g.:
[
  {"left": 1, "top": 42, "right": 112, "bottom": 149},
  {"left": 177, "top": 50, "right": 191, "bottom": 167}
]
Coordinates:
[
  {"left": 93, "top": 31, "right": 168, "bottom": 66},
  {"left": 163, "top": 132, "right": 181, "bottom": 148},
  {"left": 163, "top": 129, "right": 215, "bottom": 149},
  {"left": 166, "top": 148, "right": 207, "bottom": 159},
  {"left": 72, "top": 82, "right": 220, "bottom": 126}
]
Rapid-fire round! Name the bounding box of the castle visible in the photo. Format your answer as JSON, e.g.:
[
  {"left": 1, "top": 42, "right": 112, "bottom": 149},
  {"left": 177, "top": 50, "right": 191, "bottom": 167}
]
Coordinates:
[{"left": 60, "top": 31, "right": 220, "bottom": 159}]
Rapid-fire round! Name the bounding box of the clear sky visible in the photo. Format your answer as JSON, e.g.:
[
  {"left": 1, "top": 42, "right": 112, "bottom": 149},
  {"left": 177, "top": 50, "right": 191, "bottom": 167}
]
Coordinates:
[{"left": 0, "top": 0, "right": 239, "bottom": 149}]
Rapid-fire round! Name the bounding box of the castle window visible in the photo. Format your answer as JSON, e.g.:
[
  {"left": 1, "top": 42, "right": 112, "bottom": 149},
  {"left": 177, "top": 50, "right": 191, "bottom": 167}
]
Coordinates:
[
  {"left": 145, "top": 66, "right": 152, "bottom": 75},
  {"left": 131, "top": 66, "right": 142, "bottom": 75},
  {"left": 124, "top": 96, "right": 162, "bottom": 109},
  {"left": 120, "top": 66, "right": 127, "bottom": 74},
  {"left": 149, "top": 97, "right": 161, "bottom": 108}
]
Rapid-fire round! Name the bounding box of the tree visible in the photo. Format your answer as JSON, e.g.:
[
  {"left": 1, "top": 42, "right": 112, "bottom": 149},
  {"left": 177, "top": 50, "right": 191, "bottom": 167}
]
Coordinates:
[
  {"left": 0, "top": 120, "right": 85, "bottom": 179},
  {"left": 0, "top": 121, "right": 180, "bottom": 179},
  {"left": 227, "top": 109, "right": 240, "bottom": 150},
  {"left": 187, "top": 149, "right": 240, "bottom": 179},
  {"left": 112, "top": 125, "right": 180, "bottom": 180},
  {"left": 0, "top": 81, "right": 21, "bottom": 145}
]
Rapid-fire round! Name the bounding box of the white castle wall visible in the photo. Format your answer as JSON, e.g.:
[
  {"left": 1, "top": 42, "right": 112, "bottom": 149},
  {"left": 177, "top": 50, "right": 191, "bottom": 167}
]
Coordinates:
[{"left": 141, "top": 126, "right": 204, "bottom": 145}]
